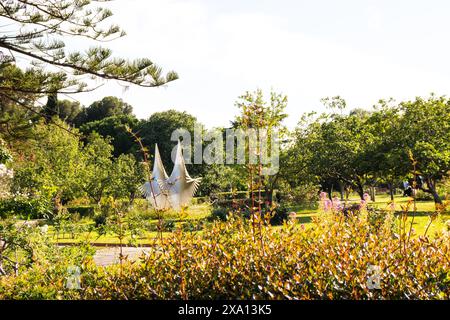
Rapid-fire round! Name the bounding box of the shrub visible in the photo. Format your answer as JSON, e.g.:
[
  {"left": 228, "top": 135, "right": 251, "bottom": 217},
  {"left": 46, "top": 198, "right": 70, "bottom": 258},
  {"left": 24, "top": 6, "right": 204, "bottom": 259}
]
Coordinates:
[
  {"left": 0, "top": 196, "right": 52, "bottom": 219},
  {"left": 162, "top": 220, "right": 175, "bottom": 232},
  {"left": 415, "top": 190, "right": 435, "bottom": 201},
  {"left": 208, "top": 207, "right": 229, "bottom": 222},
  {"left": 1, "top": 210, "right": 449, "bottom": 300},
  {"left": 67, "top": 205, "right": 95, "bottom": 218},
  {"left": 0, "top": 217, "right": 95, "bottom": 281},
  {"left": 269, "top": 205, "right": 289, "bottom": 226},
  {"left": 277, "top": 182, "right": 319, "bottom": 208},
  {"left": 93, "top": 212, "right": 108, "bottom": 228}
]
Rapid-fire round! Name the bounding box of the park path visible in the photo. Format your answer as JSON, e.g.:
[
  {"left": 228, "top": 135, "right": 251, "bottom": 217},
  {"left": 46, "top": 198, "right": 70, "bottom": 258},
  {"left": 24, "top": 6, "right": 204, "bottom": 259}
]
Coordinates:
[{"left": 93, "top": 247, "right": 149, "bottom": 266}]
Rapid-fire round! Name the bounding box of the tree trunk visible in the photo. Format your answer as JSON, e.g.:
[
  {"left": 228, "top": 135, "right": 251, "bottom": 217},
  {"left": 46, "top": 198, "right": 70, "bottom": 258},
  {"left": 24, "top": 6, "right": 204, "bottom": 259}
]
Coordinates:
[
  {"left": 431, "top": 189, "right": 443, "bottom": 205},
  {"left": 388, "top": 183, "right": 394, "bottom": 201},
  {"left": 422, "top": 178, "right": 443, "bottom": 205},
  {"left": 266, "top": 174, "right": 279, "bottom": 206},
  {"left": 339, "top": 182, "right": 345, "bottom": 201},
  {"left": 355, "top": 184, "right": 364, "bottom": 200},
  {"left": 327, "top": 185, "right": 333, "bottom": 201},
  {"left": 129, "top": 190, "right": 136, "bottom": 206}
]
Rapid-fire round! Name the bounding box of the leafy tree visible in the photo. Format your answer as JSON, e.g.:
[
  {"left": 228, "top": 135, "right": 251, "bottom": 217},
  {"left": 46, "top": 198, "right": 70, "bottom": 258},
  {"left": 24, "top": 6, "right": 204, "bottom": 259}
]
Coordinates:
[
  {"left": 233, "top": 89, "right": 288, "bottom": 203},
  {"left": 395, "top": 96, "right": 450, "bottom": 204},
  {"left": 198, "top": 163, "right": 247, "bottom": 196},
  {"left": 78, "top": 133, "right": 114, "bottom": 204},
  {"left": 108, "top": 153, "right": 144, "bottom": 202},
  {"left": 79, "top": 114, "right": 139, "bottom": 156},
  {"left": 56, "top": 99, "right": 82, "bottom": 124},
  {"left": 78, "top": 132, "right": 143, "bottom": 204},
  {"left": 0, "top": 0, "right": 178, "bottom": 129},
  {"left": 12, "top": 119, "right": 84, "bottom": 204},
  {"left": 137, "top": 109, "right": 203, "bottom": 175},
  {"left": 281, "top": 112, "right": 318, "bottom": 189},
  {"left": 41, "top": 95, "right": 82, "bottom": 125},
  {"left": 363, "top": 100, "right": 404, "bottom": 200},
  {"left": 74, "top": 96, "right": 133, "bottom": 126},
  {"left": 290, "top": 99, "right": 376, "bottom": 200}
]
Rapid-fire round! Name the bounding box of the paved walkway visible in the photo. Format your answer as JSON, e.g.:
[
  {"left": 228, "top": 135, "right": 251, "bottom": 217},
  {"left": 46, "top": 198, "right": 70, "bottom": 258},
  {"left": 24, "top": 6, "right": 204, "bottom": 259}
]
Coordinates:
[{"left": 93, "top": 247, "right": 150, "bottom": 266}]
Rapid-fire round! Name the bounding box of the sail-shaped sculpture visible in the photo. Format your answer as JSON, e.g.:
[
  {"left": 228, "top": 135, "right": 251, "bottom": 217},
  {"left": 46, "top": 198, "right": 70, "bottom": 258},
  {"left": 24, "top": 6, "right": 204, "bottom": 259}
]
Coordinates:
[
  {"left": 141, "top": 144, "right": 171, "bottom": 210},
  {"left": 166, "top": 141, "right": 201, "bottom": 211},
  {"left": 141, "top": 141, "right": 201, "bottom": 211}
]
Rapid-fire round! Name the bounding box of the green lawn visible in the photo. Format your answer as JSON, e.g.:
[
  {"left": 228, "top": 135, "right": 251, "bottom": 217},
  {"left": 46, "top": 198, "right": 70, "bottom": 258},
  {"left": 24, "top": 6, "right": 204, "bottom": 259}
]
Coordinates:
[
  {"left": 290, "top": 194, "right": 449, "bottom": 237},
  {"left": 49, "top": 195, "right": 449, "bottom": 245},
  {"left": 50, "top": 204, "right": 211, "bottom": 245}
]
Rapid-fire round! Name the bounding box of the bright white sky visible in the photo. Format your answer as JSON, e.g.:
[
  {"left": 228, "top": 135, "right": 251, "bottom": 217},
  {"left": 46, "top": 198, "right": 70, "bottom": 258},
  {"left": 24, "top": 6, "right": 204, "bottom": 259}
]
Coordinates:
[{"left": 70, "top": 0, "right": 450, "bottom": 128}]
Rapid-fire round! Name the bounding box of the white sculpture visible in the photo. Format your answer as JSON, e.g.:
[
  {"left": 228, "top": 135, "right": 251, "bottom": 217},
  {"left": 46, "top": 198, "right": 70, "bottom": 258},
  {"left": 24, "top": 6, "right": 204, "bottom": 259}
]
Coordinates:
[
  {"left": 141, "top": 144, "right": 172, "bottom": 210},
  {"left": 141, "top": 141, "right": 201, "bottom": 211}
]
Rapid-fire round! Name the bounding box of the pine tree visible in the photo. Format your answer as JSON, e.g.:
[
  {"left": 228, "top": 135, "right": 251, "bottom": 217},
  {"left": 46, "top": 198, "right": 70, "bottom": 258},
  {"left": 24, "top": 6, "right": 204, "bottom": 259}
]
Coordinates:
[{"left": 0, "top": 0, "right": 178, "bottom": 105}]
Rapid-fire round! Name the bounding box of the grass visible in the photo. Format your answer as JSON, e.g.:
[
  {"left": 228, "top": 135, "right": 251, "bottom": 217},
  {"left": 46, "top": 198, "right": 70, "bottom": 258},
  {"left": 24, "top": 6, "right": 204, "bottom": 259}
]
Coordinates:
[
  {"left": 290, "top": 194, "right": 449, "bottom": 237},
  {"left": 47, "top": 194, "right": 449, "bottom": 246},
  {"left": 49, "top": 204, "right": 211, "bottom": 245}
]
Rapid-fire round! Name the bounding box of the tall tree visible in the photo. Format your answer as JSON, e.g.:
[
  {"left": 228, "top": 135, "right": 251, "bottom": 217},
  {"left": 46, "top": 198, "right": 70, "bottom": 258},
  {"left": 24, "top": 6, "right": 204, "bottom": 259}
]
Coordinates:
[
  {"left": 396, "top": 95, "right": 450, "bottom": 204},
  {"left": 78, "top": 132, "right": 114, "bottom": 204},
  {"left": 363, "top": 100, "right": 404, "bottom": 201},
  {"left": 0, "top": 0, "right": 177, "bottom": 119},
  {"left": 54, "top": 99, "right": 82, "bottom": 125},
  {"left": 42, "top": 94, "right": 58, "bottom": 120},
  {"left": 290, "top": 99, "right": 375, "bottom": 200},
  {"left": 74, "top": 96, "right": 133, "bottom": 126},
  {"left": 137, "top": 110, "right": 203, "bottom": 175},
  {"left": 233, "top": 89, "right": 288, "bottom": 203},
  {"left": 0, "top": 64, "right": 38, "bottom": 148},
  {"left": 79, "top": 114, "right": 139, "bottom": 157},
  {"left": 11, "top": 119, "right": 84, "bottom": 203}
]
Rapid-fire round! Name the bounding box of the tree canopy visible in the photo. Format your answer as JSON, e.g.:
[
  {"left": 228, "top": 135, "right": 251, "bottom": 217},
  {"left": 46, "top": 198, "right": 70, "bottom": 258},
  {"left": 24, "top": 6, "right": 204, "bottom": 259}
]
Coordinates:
[
  {"left": 0, "top": 0, "right": 178, "bottom": 136},
  {"left": 285, "top": 95, "right": 450, "bottom": 204},
  {"left": 0, "top": 0, "right": 178, "bottom": 97},
  {"left": 74, "top": 96, "right": 133, "bottom": 126}
]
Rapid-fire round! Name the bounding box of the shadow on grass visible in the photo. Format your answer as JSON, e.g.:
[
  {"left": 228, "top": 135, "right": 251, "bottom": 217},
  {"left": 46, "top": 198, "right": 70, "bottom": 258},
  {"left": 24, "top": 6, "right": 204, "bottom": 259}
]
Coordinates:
[
  {"left": 393, "top": 211, "right": 450, "bottom": 217},
  {"left": 296, "top": 216, "right": 313, "bottom": 224}
]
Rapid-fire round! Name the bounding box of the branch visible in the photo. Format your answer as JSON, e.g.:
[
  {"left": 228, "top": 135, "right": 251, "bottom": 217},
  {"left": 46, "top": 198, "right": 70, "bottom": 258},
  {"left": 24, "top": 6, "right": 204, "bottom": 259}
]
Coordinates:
[
  {"left": 0, "top": 41, "right": 177, "bottom": 87},
  {"left": 0, "top": 91, "right": 83, "bottom": 138}
]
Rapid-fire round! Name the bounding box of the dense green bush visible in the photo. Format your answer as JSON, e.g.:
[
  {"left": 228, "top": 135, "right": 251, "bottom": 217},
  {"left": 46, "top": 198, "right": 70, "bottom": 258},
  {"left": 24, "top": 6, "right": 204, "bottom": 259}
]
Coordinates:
[
  {"left": 0, "top": 217, "right": 95, "bottom": 281},
  {"left": 1, "top": 211, "right": 448, "bottom": 300},
  {"left": 93, "top": 212, "right": 108, "bottom": 228},
  {"left": 415, "top": 190, "right": 435, "bottom": 201},
  {"left": 277, "top": 183, "right": 319, "bottom": 208},
  {"left": 208, "top": 206, "right": 229, "bottom": 222},
  {"left": 67, "top": 205, "right": 95, "bottom": 218},
  {"left": 0, "top": 196, "right": 52, "bottom": 219},
  {"left": 268, "top": 205, "right": 290, "bottom": 226}
]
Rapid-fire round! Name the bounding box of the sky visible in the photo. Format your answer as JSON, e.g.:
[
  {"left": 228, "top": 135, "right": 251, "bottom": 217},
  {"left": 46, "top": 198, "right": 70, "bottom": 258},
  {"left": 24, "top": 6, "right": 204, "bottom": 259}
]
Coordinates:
[{"left": 69, "top": 0, "right": 450, "bottom": 128}]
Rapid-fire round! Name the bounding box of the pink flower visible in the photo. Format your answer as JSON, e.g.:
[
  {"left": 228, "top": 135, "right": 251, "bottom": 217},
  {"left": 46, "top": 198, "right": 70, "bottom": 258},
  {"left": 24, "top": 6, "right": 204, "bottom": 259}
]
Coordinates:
[
  {"left": 332, "top": 196, "right": 341, "bottom": 211},
  {"left": 324, "top": 199, "right": 332, "bottom": 211},
  {"left": 288, "top": 212, "right": 297, "bottom": 219}
]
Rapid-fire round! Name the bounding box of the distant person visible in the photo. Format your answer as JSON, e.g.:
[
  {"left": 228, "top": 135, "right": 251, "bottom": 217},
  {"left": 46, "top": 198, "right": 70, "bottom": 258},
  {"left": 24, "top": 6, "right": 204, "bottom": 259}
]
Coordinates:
[{"left": 403, "top": 186, "right": 413, "bottom": 197}]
